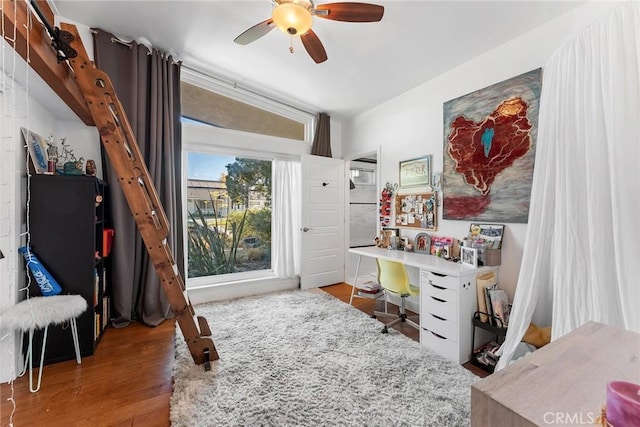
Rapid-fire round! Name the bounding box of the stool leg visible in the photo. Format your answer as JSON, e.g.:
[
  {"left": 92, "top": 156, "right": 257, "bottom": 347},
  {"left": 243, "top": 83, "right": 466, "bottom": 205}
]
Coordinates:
[
  {"left": 18, "top": 331, "right": 28, "bottom": 377},
  {"left": 30, "top": 325, "right": 48, "bottom": 393},
  {"left": 70, "top": 318, "right": 82, "bottom": 365}
]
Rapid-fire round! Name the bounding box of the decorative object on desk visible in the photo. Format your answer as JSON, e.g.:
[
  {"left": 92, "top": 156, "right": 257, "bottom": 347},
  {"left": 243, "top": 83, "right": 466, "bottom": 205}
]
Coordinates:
[
  {"left": 469, "top": 223, "right": 505, "bottom": 249},
  {"left": 379, "top": 182, "right": 398, "bottom": 228},
  {"left": 450, "top": 238, "right": 461, "bottom": 258},
  {"left": 399, "top": 156, "right": 430, "bottom": 188},
  {"left": 461, "top": 246, "right": 478, "bottom": 268},
  {"left": 603, "top": 381, "right": 640, "bottom": 427},
  {"left": 443, "top": 68, "right": 542, "bottom": 223},
  {"left": 171, "top": 290, "right": 478, "bottom": 427},
  {"left": 399, "top": 237, "right": 409, "bottom": 251},
  {"left": 431, "top": 236, "right": 454, "bottom": 257},
  {"left": 395, "top": 192, "right": 437, "bottom": 231},
  {"left": 21, "top": 128, "right": 49, "bottom": 174},
  {"left": 414, "top": 232, "right": 431, "bottom": 254},
  {"left": 85, "top": 159, "right": 97, "bottom": 176},
  {"left": 380, "top": 227, "right": 399, "bottom": 249},
  {"left": 18, "top": 246, "right": 62, "bottom": 296}
]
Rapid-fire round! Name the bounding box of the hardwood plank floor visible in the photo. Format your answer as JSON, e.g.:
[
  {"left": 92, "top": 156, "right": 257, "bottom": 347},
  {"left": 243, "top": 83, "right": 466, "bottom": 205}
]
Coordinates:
[
  {"left": 0, "top": 283, "right": 487, "bottom": 426},
  {"left": 0, "top": 320, "right": 175, "bottom": 427}
]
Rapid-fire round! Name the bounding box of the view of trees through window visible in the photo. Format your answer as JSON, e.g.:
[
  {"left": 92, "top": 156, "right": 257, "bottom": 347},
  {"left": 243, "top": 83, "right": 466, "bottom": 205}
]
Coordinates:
[{"left": 187, "top": 153, "right": 272, "bottom": 278}]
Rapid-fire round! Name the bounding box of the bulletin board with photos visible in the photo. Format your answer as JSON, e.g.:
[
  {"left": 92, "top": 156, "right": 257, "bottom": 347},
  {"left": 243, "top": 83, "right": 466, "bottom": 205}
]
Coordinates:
[{"left": 394, "top": 192, "right": 437, "bottom": 231}]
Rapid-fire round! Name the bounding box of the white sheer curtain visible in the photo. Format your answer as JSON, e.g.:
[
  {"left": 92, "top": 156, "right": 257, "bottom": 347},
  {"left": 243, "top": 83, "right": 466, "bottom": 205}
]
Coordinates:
[
  {"left": 272, "top": 159, "right": 302, "bottom": 278},
  {"left": 497, "top": 3, "right": 640, "bottom": 370}
]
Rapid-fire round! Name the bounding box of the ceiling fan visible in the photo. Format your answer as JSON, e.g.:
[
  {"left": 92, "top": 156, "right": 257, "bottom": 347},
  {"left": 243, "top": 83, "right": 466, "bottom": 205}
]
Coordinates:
[{"left": 234, "top": 0, "right": 384, "bottom": 64}]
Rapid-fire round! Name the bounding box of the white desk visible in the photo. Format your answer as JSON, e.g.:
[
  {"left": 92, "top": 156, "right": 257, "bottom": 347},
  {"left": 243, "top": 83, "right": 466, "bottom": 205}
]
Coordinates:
[{"left": 349, "top": 246, "right": 496, "bottom": 364}]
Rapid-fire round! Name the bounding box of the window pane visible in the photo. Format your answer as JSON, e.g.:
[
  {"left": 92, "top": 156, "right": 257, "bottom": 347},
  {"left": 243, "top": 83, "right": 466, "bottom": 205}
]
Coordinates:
[
  {"left": 187, "top": 152, "right": 272, "bottom": 278},
  {"left": 181, "top": 82, "right": 305, "bottom": 140}
]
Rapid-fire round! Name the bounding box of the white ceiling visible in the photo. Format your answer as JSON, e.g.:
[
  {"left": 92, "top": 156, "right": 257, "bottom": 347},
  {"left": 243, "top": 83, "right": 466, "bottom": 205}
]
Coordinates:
[{"left": 48, "top": 0, "right": 582, "bottom": 122}]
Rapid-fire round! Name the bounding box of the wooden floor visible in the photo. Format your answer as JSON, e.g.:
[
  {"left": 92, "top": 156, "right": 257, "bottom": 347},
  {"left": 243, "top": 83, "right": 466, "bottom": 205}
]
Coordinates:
[{"left": 0, "top": 283, "right": 487, "bottom": 426}]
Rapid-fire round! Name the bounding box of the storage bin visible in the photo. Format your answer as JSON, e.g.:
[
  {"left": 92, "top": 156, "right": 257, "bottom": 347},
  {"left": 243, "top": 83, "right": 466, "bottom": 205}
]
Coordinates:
[{"left": 485, "top": 248, "right": 501, "bottom": 266}]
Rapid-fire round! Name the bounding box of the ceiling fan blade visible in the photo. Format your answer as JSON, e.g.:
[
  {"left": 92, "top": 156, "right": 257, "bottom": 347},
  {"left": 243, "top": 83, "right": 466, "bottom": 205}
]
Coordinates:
[
  {"left": 314, "top": 2, "right": 384, "bottom": 22},
  {"left": 300, "top": 30, "right": 328, "bottom": 64},
  {"left": 234, "top": 18, "right": 275, "bottom": 45}
]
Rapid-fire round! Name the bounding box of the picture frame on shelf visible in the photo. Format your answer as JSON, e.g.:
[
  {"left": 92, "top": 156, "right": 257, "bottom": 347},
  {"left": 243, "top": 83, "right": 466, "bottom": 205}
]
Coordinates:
[
  {"left": 461, "top": 246, "right": 478, "bottom": 267},
  {"left": 399, "top": 156, "right": 430, "bottom": 188},
  {"left": 21, "top": 128, "right": 49, "bottom": 174},
  {"left": 414, "top": 232, "right": 431, "bottom": 254}
]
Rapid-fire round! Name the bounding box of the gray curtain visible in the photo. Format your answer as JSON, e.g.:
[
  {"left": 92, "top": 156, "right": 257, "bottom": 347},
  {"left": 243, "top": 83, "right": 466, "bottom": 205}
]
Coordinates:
[
  {"left": 93, "top": 29, "right": 183, "bottom": 327},
  {"left": 310, "top": 112, "right": 332, "bottom": 157}
]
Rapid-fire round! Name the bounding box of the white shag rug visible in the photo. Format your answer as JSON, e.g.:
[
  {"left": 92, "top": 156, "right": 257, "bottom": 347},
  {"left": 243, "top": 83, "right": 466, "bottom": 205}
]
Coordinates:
[{"left": 171, "top": 289, "right": 479, "bottom": 427}]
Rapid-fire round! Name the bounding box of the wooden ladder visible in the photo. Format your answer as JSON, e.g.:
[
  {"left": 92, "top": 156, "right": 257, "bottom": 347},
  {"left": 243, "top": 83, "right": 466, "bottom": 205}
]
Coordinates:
[{"left": 61, "top": 23, "right": 218, "bottom": 369}]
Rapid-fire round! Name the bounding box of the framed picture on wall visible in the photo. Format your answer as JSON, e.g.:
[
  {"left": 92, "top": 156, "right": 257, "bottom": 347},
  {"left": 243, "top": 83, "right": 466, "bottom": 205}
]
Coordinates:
[
  {"left": 399, "top": 156, "right": 430, "bottom": 188},
  {"left": 442, "top": 68, "right": 542, "bottom": 223},
  {"left": 461, "top": 246, "right": 478, "bottom": 268}
]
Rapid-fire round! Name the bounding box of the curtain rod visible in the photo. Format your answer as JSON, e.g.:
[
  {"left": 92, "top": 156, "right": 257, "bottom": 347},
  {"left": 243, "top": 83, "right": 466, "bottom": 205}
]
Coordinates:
[
  {"left": 86, "top": 29, "right": 315, "bottom": 116},
  {"left": 181, "top": 64, "right": 317, "bottom": 117}
]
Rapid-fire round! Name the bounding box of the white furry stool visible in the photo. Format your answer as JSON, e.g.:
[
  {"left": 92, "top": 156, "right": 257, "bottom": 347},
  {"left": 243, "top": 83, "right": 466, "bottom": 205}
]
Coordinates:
[{"left": 0, "top": 295, "right": 87, "bottom": 392}]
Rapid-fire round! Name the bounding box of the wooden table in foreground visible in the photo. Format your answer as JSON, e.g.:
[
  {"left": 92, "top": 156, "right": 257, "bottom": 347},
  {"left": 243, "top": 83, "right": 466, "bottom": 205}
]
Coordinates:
[{"left": 471, "top": 321, "right": 640, "bottom": 426}]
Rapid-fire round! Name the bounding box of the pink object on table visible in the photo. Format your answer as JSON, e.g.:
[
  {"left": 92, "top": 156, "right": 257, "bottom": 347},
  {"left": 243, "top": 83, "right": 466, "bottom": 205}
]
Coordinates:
[{"left": 607, "top": 381, "right": 640, "bottom": 427}]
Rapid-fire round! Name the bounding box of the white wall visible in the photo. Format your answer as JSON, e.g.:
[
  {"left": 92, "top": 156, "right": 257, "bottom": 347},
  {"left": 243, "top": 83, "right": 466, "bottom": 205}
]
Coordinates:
[
  {"left": 341, "top": 2, "right": 620, "bottom": 301},
  {"left": 0, "top": 80, "right": 57, "bottom": 383},
  {"left": 0, "top": 43, "right": 101, "bottom": 383}
]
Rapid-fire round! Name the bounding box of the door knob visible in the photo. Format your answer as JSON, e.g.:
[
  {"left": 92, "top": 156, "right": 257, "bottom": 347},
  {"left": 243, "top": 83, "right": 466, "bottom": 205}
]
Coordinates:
[
  {"left": 322, "top": 182, "right": 329, "bottom": 187},
  {"left": 302, "top": 227, "right": 311, "bottom": 232}
]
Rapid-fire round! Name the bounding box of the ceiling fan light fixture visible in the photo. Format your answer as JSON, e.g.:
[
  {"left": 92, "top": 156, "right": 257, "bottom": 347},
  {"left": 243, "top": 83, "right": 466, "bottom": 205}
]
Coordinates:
[{"left": 272, "top": 2, "right": 313, "bottom": 36}]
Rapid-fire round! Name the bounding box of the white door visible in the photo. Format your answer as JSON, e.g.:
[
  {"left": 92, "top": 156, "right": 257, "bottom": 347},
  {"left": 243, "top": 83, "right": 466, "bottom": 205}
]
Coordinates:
[{"left": 300, "top": 154, "right": 345, "bottom": 289}]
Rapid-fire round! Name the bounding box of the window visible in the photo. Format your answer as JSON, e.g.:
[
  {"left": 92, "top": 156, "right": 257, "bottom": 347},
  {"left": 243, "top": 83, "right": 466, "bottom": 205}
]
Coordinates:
[
  {"left": 186, "top": 152, "right": 272, "bottom": 279},
  {"left": 181, "top": 68, "right": 316, "bottom": 141},
  {"left": 181, "top": 68, "right": 314, "bottom": 287}
]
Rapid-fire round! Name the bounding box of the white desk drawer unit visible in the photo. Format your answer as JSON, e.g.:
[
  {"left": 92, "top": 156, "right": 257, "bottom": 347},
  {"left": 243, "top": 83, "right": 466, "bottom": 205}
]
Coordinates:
[
  {"left": 348, "top": 247, "right": 497, "bottom": 365},
  {"left": 420, "top": 269, "right": 497, "bottom": 364}
]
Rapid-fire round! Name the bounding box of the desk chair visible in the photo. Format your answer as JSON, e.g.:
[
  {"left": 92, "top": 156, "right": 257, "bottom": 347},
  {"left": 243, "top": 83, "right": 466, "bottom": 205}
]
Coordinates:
[{"left": 373, "top": 258, "right": 420, "bottom": 334}]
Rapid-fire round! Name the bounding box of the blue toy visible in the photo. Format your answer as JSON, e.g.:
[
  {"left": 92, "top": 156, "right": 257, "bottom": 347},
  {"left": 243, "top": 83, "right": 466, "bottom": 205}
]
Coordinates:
[{"left": 18, "top": 246, "right": 62, "bottom": 296}]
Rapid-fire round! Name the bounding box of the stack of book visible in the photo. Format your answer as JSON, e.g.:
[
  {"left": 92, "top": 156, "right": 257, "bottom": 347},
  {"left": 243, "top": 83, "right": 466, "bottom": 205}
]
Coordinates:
[
  {"left": 473, "top": 341, "right": 501, "bottom": 372},
  {"left": 356, "top": 281, "right": 383, "bottom": 298},
  {"left": 479, "top": 284, "right": 510, "bottom": 328},
  {"left": 359, "top": 281, "right": 382, "bottom": 294}
]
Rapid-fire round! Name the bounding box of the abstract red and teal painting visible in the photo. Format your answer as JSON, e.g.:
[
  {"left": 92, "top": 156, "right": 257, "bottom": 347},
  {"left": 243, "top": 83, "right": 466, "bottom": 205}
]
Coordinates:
[{"left": 443, "top": 68, "right": 542, "bottom": 223}]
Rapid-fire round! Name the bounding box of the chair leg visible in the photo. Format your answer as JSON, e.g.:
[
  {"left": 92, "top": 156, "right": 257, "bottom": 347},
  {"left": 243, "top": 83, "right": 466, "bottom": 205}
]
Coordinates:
[
  {"left": 399, "top": 297, "right": 420, "bottom": 331},
  {"left": 70, "top": 317, "right": 82, "bottom": 365},
  {"left": 375, "top": 295, "right": 420, "bottom": 333},
  {"left": 29, "top": 325, "right": 49, "bottom": 393}
]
